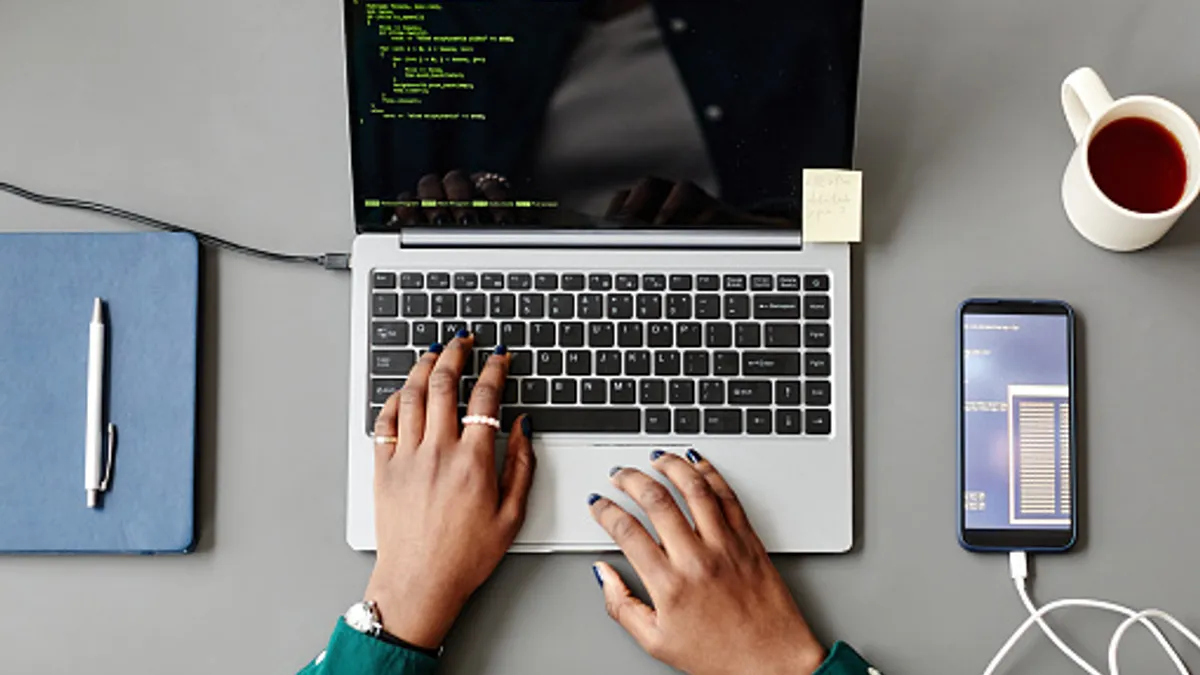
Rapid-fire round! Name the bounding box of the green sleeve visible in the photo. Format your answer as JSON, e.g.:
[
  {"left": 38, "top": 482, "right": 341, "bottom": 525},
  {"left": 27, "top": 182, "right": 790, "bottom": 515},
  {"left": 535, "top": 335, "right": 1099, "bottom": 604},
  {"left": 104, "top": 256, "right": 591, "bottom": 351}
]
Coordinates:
[
  {"left": 812, "top": 641, "right": 879, "bottom": 675},
  {"left": 298, "top": 618, "right": 438, "bottom": 675}
]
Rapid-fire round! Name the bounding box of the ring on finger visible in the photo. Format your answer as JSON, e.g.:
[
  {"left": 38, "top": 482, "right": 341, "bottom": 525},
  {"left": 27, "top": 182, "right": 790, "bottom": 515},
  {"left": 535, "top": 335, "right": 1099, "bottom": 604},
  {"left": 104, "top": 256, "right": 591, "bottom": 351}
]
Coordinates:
[
  {"left": 374, "top": 435, "right": 399, "bottom": 445},
  {"left": 473, "top": 172, "right": 509, "bottom": 193},
  {"left": 462, "top": 415, "right": 501, "bottom": 430}
]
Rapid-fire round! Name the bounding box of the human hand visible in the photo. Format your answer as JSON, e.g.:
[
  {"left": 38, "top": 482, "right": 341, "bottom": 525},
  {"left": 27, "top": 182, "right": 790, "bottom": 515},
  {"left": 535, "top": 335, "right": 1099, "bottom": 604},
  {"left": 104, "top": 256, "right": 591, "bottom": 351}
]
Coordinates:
[
  {"left": 590, "top": 450, "right": 825, "bottom": 675},
  {"left": 365, "top": 333, "right": 535, "bottom": 649},
  {"left": 393, "top": 170, "right": 515, "bottom": 226},
  {"left": 605, "top": 177, "right": 791, "bottom": 228}
]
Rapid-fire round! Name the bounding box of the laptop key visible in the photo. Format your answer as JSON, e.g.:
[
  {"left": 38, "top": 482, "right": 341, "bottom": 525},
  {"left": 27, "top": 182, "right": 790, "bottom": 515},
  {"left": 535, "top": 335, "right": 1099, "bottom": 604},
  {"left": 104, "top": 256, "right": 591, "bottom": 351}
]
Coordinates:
[
  {"left": 566, "top": 350, "right": 591, "bottom": 376},
  {"left": 804, "top": 274, "right": 830, "bottom": 292},
  {"left": 427, "top": 273, "right": 450, "bottom": 289},
  {"left": 510, "top": 350, "right": 534, "bottom": 376},
  {"left": 371, "top": 378, "right": 405, "bottom": 404},
  {"left": 537, "top": 350, "right": 564, "bottom": 376},
  {"left": 431, "top": 293, "right": 457, "bottom": 318},
  {"left": 743, "top": 352, "right": 801, "bottom": 376},
  {"left": 472, "top": 321, "right": 497, "bottom": 347},
  {"left": 535, "top": 273, "right": 559, "bottom": 290},
  {"left": 714, "top": 351, "right": 740, "bottom": 376},
  {"left": 806, "top": 380, "right": 832, "bottom": 406},
  {"left": 610, "top": 379, "right": 637, "bottom": 404},
  {"left": 519, "top": 294, "right": 545, "bottom": 318},
  {"left": 754, "top": 295, "right": 800, "bottom": 320},
  {"left": 695, "top": 294, "right": 721, "bottom": 319},
  {"left": 645, "top": 409, "right": 671, "bottom": 434},
  {"left": 667, "top": 295, "right": 692, "bottom": 319},
  {"left": 481, "top": 273, "right": 505, "bottom": 289},
  {"left": 551, "top": 379, "right": 577, "bottom": 404},
  {"left": 597, "top": 350, "right": 623, "bottom": 375},
  {"left": 777, "top": 275, "right": 801, "bottom": 291},
  {"left": 588, "top": 273, "right": 613, "bottom": 291},
  {"left": 500, "top": 322, "right": 526, "bottom": 347},
  {"left": 804, "top": 295, "right": 831, "bottom": 320},
  {"left": 582, "top": 379, "right": 607, "bottom": 404},
  {"left": 704, "top": 409, "right": 742, "bottom": 434},
  {"left": 766, "top": 323, "right": 801, "bottom": 348},
  {"left": 579, "top": 294, "right": 604, "bottom": 319},
  {"left": 729, "top": 380, "right": 772, "bottom": 405},
  {"left": 374, "top": 293, "right": 400, "bottom": 318},
  {"left": 643, "top": 274, "right": 667, "bottom": 291},
  {"left": 670, "top": 380, "right": 695, "bottom": 404},
  {"left": 490, "top": 293, "right": 517, "bottom": 318},
  {"left": 616, "top": 274, "right": 639, "bottom": 291},
  {"left": 806, "top": 409, "right": 832, "bottom": 435},
  {"left": 700, "top": 380, "right": 725, "bottom": 405},
  {"left": 640, "top": 379, "right": 666, "bottom": 404},
  {"left": 560, "top": 322, "right": 585, "bottom": 348},
  {"left": 751, "top": 275, "right": 774, "bottom": 291},
  {"left": 441, "top": 321, "right": 467, "bottom": 343},
  {"left": 777, "top": 409, "right": 802, "bottom": 435},
  {"left": 549, "top": 294, "right": 575, "bottom": 319},
  {"left": 670, "top": 274, "right": 693, "bottom": 291},
  {"left": 724, "top": 275, "right": 747, "bottom": 291},
  {"left": 522, "top": 379, "right": 549, "bottom": 404},
  {"left": 412, "top": 322, "right": 438, "bottom": 346},
  {"left": 674, "top": 409, "right": 701, "bottom": 434},
  {"left": 625, "top": 351, "right": 651, "bottom": 376},
  {"left": 648, "top": 322, "right": 673, "bottom": 348},
  {"left": 776, "top": 380, "right": 802, "bottom": 406},
  {"left": 503, "top": 380, "right": 519, "bottom": 404},
  {"left": 697, "top": 274, "right": 720, "bottom": 291},
  {"left": 453, "top": 273, "right": 478, "bottom": 290},
  {"left": 805, "top": 353, "right": 832, "bottom": 377},
  {"left": 805, "top": 323, "right": 831, "bottom": 348},
  {"left": 562, "top": 274, "right": 585, "bottom": 291},
  {"left": 400, "top": 272, "right": 424, "bottom": 289},
  {"left": 706, "top": 323, "right": 733, "bottom": 348},
  {"left": 608, "top": 294, "right": 634, "bottom": 319},
  {"left": 655, "top": 351, "right": 681, "bottom": 376},
  {"left": 508, "top": 273, "right": 533, "bottom": 290},
  {"left": 736, "top": 323, "right": 762, "bottom": 348},
  {"left": 461, "top": 378, "right": 477, "bottom": 404},
  {"left": 374, "top": 272, "right": 398, "bottom": 289},
  {"left": 724, "top": 295, "right": 751, "bottom": 319},
  {"left": 461, "top": 293, "right": 486, "bottom": 318},
  {"left": 747, "top": 409, "right": 773, "bottom": 435},
  {"left": 616, "top": 322, "right": 642, "bottom": 347},
  {"left": 684, "top": 351, "right": 710, "bottom": 376},
  {"left": 636, "top": 294, "right": 663, "bottom": 319},
  {"left": 590, "top": 322, "right": 616, "bottom": 347},
  {"left": 500, "top": 407, "right": 641, "bottom": 433},
  {"left": 372, "top": 321, "right": 409, "bottom": 346},
  {"left": 372, "top": 350, "right": 416, "bottom": 376},
  {"left": 368, "top": 406, "right": 383, "bottom": 433},
  {"left": 531, "top": 322, "right": 556, "bottom": 347},
  {"left": 677, "top": 322, "right": 702, "bottom": 348}
]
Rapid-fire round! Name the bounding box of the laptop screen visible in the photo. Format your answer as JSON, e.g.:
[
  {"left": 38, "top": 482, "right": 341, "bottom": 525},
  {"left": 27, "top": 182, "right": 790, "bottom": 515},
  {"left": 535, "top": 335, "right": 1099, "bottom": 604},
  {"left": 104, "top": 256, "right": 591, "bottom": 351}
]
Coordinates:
[{"left": 343, "top": 0, "right": 862, "bottom": 232}]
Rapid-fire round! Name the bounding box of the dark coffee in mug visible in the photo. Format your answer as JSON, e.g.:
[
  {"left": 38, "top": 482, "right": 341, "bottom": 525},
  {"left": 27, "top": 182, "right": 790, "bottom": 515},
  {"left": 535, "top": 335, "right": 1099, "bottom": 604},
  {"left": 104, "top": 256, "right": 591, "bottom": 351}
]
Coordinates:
[{"left": 1088, "top": 117, "right": 1187, "bottom": 214}]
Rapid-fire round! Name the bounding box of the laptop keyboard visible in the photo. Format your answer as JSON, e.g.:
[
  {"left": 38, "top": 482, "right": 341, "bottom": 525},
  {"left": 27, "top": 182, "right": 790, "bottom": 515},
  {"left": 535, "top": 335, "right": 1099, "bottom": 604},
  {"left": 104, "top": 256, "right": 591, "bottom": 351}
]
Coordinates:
[{"left": 367, "top": 271, "right": 833, "bottom": 436}]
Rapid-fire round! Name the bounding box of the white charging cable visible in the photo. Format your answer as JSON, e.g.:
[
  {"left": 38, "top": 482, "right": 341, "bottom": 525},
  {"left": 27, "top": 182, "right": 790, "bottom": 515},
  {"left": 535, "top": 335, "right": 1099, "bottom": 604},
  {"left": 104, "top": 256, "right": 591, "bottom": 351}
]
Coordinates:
[{"left": 982, "top": 551, "right": 1198, "bottom": 675}]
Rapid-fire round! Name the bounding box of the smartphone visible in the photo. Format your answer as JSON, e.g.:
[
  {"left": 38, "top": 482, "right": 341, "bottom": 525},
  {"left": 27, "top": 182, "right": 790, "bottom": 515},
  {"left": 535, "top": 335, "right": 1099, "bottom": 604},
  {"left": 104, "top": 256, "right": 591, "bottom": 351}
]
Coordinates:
[{"left": 957, "top": 299, "right": 1077, "bottom": 552}]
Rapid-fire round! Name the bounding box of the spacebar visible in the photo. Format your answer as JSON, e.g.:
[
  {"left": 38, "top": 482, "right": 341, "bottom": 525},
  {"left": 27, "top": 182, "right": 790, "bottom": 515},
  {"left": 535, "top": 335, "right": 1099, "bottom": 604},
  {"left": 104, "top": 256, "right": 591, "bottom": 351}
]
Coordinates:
[{"left": 500, "top": 407, "right": 641, "bottom": 433}]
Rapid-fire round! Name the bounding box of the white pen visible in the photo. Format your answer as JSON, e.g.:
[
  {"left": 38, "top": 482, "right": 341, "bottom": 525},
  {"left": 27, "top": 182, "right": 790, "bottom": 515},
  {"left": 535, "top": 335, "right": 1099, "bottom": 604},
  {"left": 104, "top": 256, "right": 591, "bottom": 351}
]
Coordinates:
[{"left": 85, "top": 297, "right": 113, "bottom": 508}]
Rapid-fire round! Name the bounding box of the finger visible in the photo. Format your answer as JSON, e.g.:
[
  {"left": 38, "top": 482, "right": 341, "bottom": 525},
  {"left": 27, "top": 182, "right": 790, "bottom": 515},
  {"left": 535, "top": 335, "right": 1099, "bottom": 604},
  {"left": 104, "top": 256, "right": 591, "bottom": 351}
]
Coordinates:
[
  {"left": 498, "top": 414, "right": 536, "bottom": 529},
  {"left": 651, "top": 181, "right": 714, "bottom": 226},
  {"left": 649, "top": 450, "right": 733, "bottom": 544},
  {"left": 610, "top": 467, "right": 700, "bottom": 557},
  {"left": 393, "top": 191, "right": 422, "bottom": 227},
  {"left": 619, "top": 177, "right": 674, "bottom": 224},
  {"left": 589, "top": 495, "right": 670, "bottom": 586},
  {"left": 593, "top": 562, "right": 661, "bottom": 652},
  {"left": 442, "top": 170, "right": 480, "bottom": 225},
  {"left": 398, "top": 348, "right": 441, "bottom": 450},
  {"left": 372, "top": 389, "right": 402, "bottom": 466},
  {"left": 686, "top": 450, "right": 753, "bottom": 537},
  {"left": 605, "top": 189, "right": 631, "bottom": 221},
  {"left": 424, "top": 332, "right": 474, "bottom": 443},
  {"left": 463, "top": 346, "right": 511, "bottom": 450},
  {"left": 416, "top": 173, "right": 452, "bottom": 225},
  {"left": 471, "top": 172, "right": 514, "bottom": 225}
]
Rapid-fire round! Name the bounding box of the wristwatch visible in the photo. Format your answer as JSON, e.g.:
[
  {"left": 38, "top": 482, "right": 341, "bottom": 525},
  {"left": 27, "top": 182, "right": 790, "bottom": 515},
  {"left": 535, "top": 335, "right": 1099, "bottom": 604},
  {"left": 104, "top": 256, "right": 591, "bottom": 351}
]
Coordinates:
[{"left": 344, "top": 601, "right": 443, "bottom": 659}]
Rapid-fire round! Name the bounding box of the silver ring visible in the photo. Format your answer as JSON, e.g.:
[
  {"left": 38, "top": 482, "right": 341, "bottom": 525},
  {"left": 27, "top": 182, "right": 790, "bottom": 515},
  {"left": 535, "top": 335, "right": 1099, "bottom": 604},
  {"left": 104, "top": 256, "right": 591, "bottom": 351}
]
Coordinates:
[
  {"left": 473, "top": 172, "right": 509, "bottom": 194},
  {"left": 462, "top": 415, "right": 502, "bottom": 430},
  {"left": 374, "top": 435, "right": 398, "bottom": 445}
]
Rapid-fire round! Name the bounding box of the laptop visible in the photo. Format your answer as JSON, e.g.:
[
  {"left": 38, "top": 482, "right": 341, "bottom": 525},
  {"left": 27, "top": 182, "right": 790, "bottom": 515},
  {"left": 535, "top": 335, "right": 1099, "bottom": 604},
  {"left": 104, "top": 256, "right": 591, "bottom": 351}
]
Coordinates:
[{"left": 342, "top": 0, "right": 862, "bottom": 553}]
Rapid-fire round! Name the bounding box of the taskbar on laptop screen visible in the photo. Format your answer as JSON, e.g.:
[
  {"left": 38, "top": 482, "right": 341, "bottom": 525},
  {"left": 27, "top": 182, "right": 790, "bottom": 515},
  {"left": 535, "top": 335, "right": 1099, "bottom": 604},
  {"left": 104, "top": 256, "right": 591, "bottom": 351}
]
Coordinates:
[{"left": 343, "top": 0, "right": 863, "bottom": 233}]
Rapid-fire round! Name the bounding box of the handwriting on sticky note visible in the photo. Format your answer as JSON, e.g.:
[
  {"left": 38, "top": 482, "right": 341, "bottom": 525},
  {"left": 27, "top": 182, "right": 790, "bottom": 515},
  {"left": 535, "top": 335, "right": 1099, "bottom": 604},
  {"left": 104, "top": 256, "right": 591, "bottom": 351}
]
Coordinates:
[{"left": 802, "top": 169, "right": 862, "bottom": 243}]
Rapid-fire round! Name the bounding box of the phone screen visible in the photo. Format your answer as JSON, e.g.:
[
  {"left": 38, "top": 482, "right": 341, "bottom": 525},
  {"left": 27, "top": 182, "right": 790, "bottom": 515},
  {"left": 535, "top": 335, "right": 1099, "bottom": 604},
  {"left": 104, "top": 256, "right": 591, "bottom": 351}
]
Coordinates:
[{"left": 959, "top": 300, "right": 1075, "bottom": 551}]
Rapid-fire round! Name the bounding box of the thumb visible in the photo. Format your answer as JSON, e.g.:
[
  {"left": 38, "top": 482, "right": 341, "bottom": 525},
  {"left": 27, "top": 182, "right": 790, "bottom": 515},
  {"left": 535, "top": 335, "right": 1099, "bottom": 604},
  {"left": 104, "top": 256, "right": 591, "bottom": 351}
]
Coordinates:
[
  {"left": 594, "top": 562, "right": 660, "bottom": 651},
  {"left": 499, "top": 414, "right": 536, "bottom": 528}
]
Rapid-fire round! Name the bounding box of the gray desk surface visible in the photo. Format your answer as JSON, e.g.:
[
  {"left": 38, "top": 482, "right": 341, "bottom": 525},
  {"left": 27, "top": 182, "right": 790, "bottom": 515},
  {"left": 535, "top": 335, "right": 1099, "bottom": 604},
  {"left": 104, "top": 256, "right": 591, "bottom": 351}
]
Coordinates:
[{"left": 3, "top": 1, "right": 1200, "bottom": 673}]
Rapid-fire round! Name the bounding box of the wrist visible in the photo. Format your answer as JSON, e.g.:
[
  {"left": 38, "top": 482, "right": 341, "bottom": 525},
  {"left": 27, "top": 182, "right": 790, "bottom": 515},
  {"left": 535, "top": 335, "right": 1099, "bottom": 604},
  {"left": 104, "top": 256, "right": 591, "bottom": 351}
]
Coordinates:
[{"left": 364, "top": 571, "right": 466, "bottom": 650}]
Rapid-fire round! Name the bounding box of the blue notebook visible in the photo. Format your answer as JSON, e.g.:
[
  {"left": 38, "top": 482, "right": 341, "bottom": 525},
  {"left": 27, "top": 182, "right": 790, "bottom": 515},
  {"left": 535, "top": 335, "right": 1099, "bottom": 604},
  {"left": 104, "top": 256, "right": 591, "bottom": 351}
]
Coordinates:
[{"left": 0, "top": 233, "right": 199, "bottom": 553}]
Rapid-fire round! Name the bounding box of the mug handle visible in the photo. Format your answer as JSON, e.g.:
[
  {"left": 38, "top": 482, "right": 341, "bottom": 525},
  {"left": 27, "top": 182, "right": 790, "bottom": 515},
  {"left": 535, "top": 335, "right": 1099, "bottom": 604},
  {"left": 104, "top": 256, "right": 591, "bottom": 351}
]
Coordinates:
[{"left": 1062, "top": 67, "right": 1115, "bottom": 143}]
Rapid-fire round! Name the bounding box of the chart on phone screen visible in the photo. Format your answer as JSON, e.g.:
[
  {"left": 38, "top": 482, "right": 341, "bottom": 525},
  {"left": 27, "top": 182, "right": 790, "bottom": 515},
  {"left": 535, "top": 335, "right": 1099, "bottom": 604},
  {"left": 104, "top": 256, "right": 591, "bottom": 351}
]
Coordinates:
[{"left": 1008, "top": 386, "right": 1070, "bottom": 527}]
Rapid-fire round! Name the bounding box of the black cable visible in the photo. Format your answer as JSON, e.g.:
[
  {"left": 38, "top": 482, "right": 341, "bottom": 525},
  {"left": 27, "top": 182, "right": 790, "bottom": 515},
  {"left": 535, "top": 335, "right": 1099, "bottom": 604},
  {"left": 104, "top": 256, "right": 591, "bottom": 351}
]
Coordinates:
[{"left": 0, "top": 181, "right": 350, "bottom": 271}]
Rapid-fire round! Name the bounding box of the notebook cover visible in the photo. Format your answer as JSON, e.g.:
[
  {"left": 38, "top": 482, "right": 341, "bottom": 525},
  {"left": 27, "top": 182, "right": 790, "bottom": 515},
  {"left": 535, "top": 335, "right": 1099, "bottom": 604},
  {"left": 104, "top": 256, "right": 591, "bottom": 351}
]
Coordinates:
[{"left": 0, "top": 232, "right": 199, "bottom": 553}]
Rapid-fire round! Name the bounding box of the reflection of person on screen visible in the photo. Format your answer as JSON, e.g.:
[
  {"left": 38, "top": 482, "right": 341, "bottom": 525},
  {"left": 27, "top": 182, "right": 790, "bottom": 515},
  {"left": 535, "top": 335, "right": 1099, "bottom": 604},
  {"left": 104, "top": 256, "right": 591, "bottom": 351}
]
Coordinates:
[{"left": 351, "top": 0, "right": 861, "bottom": 227}]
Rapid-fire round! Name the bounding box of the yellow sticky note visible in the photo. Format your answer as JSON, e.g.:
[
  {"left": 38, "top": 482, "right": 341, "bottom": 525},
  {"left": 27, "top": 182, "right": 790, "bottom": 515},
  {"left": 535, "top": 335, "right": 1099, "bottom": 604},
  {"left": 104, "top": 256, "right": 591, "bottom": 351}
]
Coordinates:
[{"left": 802, "top": 169, "right": 863, "bottom": 243}]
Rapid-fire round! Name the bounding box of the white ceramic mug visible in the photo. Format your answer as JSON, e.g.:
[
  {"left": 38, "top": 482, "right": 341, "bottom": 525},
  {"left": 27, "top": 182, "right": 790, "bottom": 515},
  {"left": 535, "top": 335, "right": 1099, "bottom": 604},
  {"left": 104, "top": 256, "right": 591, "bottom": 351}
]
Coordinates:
[{"left": 1061, "top": 67, "right": 1200, "bottom": 251}]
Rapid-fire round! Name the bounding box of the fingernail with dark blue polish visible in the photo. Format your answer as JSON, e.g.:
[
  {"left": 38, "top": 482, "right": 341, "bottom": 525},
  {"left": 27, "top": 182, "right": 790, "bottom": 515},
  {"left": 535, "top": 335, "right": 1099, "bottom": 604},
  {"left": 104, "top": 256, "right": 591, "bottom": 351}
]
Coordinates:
[
  {"left": 686, "top": 449, "right": 702, "bottom": 464},
  {"left": 609, "top": 466, "right": 622, "bottom": 477},
  {"left": 494, "top": 344, "right": 508, "bottom": 356},
  {"left": 520, "top": 415, "right": 533, "bottom": 438},
  {"left": 455, "top": 328, "right": 470, "bottom": 339},
  {"left": 650, "top": 450, "right": 665, "bottom": 461},
  {"left": 587, "top": 493, "right": 603, "bottom": 506},
  {"left": 592, "top": 565, "right": 604, "bottom": 588},
  {"left": 429, "top": 343, "right": 444, "bottom": 354}
]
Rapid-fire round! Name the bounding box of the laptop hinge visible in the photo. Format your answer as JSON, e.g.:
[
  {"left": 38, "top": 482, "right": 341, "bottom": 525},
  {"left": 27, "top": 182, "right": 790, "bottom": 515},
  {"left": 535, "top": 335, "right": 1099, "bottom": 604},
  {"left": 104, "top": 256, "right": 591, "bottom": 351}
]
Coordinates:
[{"left": 398, "top": 228, "right": 804, "bottom": 251}]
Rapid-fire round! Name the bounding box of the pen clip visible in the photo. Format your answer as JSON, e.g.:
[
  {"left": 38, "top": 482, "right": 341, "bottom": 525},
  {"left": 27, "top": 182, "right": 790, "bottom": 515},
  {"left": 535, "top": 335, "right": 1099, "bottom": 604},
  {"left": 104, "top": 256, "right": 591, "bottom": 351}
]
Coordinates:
[{"left": 99, "top": 423, "right": 116, "bottom": 492}]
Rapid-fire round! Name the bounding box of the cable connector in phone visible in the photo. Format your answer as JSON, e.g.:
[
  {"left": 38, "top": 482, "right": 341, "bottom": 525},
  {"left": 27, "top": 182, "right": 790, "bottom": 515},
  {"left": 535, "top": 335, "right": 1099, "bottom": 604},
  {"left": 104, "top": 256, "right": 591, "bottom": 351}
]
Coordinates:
[{"left": 1008, "top": 550, "right": 1028, "bottom": 581}]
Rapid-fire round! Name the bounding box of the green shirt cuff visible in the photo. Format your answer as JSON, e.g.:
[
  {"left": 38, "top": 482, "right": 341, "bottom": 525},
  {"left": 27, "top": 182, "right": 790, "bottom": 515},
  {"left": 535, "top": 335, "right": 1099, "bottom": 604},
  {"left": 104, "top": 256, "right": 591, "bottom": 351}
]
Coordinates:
[
  {"left": 299, "top": 618, "right": 438, "bottom": 675},
  {"left": 812, "top": 641, "right": 877, "bottom": 675}
]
